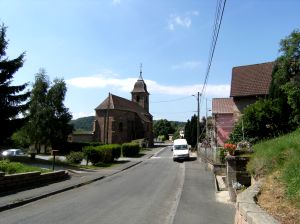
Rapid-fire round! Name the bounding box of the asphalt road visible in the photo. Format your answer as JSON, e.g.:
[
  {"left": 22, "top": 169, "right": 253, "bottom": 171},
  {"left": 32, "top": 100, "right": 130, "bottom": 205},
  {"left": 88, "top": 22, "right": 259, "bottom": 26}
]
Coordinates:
[{"left": 0, "top": 146, "right": 234, "bottom": 224}]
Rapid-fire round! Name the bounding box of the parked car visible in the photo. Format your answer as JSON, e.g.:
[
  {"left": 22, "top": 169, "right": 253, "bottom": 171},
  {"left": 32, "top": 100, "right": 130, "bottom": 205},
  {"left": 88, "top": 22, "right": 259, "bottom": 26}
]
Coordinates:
[{"left": 1, "top": 149, "right": 25, "bottom": 157}]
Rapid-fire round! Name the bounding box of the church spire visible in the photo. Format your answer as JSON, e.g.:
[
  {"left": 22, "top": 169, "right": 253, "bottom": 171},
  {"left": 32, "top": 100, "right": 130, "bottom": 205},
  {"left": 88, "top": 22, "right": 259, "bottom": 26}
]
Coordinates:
[{"left": 138, "top": 63, "right": 143, "bottom": 80}]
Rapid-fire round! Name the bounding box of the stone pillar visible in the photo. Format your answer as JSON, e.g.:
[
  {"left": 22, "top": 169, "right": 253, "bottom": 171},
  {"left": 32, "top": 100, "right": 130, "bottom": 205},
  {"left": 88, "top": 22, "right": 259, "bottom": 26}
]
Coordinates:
[
  {"left": 226, "top": 156, "right": 237, "bottom": 202},
  {"left": 226, "top": 156, "right": 251, "bottom": 202}
]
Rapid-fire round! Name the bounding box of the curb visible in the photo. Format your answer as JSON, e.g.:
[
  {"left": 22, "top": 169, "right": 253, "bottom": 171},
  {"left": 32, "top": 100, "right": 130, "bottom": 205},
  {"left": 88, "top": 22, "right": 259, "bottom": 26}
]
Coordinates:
[
  {"left": 0, "top": 160, "right": 142, "bottom": 212},
  {"left": 235, "top": 180, "right": 280, "bottom": 224}
]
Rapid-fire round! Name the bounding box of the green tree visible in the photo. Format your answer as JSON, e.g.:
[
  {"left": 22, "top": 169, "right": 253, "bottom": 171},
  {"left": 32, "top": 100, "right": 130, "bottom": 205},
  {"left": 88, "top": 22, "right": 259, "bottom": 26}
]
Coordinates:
[
  {"left": 230, "top": 99, "right": 283, "bottom": 143},
  {"left": 184, "top": 114, "right": 206, "bottom": 147},
  {"left": 269, "top": 29, "right": 300, "bottom": 127},
  {"left": 25, "top": 69, "right": 73, "bottom": 152},
  {"left": 153, "top": 119, "right": 175, "bottom": 140},
  {"left": 184, "top": 119, "right": 191, "bottom": 144},
  {"left": 0, "top": 24, "right": 30, "bottom": 145},
  {"left": 11, "top": 128, "right": 30, "bottom": 148}
]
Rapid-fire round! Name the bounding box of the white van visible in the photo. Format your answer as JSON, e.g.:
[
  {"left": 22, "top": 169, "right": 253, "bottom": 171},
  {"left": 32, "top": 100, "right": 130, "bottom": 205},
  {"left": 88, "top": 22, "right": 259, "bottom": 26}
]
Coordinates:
[{"left": 172, "top": 139, "right": 189, "bottom": 161}]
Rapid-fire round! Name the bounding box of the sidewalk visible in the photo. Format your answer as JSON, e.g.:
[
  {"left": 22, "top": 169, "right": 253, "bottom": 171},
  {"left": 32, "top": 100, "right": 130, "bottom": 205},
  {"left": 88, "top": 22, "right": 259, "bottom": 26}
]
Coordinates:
[
  {"left": 173, "top": 158, "right": 235, "bottom": 224},
  {"left": 0, "top": 147, "right": 164, "bottom": 212}
]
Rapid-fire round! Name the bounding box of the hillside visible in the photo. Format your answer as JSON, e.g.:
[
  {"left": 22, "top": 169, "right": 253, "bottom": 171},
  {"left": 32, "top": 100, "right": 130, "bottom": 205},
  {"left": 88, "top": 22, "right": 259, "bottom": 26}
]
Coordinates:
[
  {"left": 248, "top": 128, "right": 300, "bottom": 223},
  {"left": 70, "top": 116, "right": 95, "bottom": 132}
]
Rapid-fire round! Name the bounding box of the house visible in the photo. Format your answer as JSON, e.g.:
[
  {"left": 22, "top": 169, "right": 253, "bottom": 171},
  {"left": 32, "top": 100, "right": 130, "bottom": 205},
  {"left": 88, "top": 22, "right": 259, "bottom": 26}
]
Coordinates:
[
  {"left": 230, "top": 62, "right": 275, "bottom": 114},
  {"left": 212, "top": 98, "right": 236, "bottom": 146},
  {"left": 212, "top": 62, "right": 275, "bottom": 146},
  {"left": 93, "top": 70, "right": 154, "bottom": 146}
]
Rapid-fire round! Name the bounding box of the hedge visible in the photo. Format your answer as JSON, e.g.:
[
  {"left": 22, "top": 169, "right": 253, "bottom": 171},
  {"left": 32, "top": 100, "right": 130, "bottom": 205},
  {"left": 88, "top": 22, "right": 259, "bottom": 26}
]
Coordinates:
[
  {"left": 82, "top": 144, "right": 121, "bottom": 165},
  {"left": 122, "top": 143, "right": 140, "bottom": 157},
  {"left": 108, "top": 144, "right": 121, "bottom": 160},
  {"left": 66, "top": 151, "right": 84, "bottom": 164}
]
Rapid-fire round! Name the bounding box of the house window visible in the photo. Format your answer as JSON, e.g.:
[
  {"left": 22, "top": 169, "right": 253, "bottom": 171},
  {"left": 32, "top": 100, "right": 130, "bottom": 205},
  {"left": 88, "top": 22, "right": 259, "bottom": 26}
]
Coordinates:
[
  {"left": 119, "top": 122, "right": 123, "bottom": 132},
  {"left": 136, "top": 96, "right": 140, "bottom": 102}
]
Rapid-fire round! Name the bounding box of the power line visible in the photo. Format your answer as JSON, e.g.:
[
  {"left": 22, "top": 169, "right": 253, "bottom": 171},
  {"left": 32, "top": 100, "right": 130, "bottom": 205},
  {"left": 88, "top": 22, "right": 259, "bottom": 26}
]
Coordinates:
[
  {"left": 151, "top": 95, "right": 192, "bottom": 103},
  {"left": 152, "top": 110, "right": 195, "bottom": 115},
  {"left": 200, "top": 0, "right": 227, "bottom": 100}
]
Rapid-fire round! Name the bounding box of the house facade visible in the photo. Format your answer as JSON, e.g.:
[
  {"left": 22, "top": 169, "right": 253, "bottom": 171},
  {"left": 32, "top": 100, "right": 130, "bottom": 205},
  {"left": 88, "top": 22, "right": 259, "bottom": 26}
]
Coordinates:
[
  {"left": 93, "top": 72, "right": 153, "bottom": 146},
  {"left": 212, "top": 98, "right": 237, "bottom": 146},
  {"left": 212, "top": 62, "right": 275, "bottom": 146}
]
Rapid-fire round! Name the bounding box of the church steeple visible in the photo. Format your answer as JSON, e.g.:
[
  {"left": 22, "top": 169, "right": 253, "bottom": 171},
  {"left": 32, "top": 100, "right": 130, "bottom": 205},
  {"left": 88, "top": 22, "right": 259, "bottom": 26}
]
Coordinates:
[
  {"left": 131, "top": 64, "right": 149, "bottom": 112},
  {"left": 138, "top": 63, "right": 143, "bottom": 80}
]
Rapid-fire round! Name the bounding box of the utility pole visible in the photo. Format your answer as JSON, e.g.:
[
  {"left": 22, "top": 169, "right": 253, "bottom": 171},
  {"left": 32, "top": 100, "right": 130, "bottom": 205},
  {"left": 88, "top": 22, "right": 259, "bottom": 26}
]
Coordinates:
[
  {"left": 206, "top": 98, "right": 207, "bottom": 138},
  {"left": 197, "top": 92, "right": 200, "bottom": 149}
]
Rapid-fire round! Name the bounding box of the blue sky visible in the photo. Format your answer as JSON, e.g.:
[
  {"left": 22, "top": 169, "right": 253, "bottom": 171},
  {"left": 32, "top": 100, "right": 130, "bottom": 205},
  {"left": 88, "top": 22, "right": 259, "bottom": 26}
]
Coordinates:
[{"left": 1, "top": 0, "right": 299, "bottom": 121}]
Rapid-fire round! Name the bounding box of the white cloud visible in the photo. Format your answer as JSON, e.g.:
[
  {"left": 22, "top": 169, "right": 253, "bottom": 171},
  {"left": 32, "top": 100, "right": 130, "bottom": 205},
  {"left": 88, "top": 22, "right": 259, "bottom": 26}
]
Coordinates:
[
  {"left": 168, "top": 15, "right": 191, "bottom": 30},
  {"left": 168, "top": 11, "right": 199, "bottom": 31},
  {"left": 171, "top": 60, "right": 202, "bottom": 70},
  {"left": 67, "top": 74, "right": 230, "bottom": 98},
  {"left": 147, "top": 80, "right": 230, "bottom": 97},
  {"left": 112, "top": 0, "right": 121, "bottom": 5},
  {"left": 67, "top": 75, "right": 136, "bottom": 92}
]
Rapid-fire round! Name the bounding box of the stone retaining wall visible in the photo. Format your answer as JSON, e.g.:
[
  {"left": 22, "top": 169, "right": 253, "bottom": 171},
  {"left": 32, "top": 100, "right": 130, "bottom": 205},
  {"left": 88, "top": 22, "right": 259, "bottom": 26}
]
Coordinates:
[
  {"left": 0, "top": 170, "right": 69, "bottom": 193},
  {"left": 235, "top": 180, "right": 279, "bottom": 224}
]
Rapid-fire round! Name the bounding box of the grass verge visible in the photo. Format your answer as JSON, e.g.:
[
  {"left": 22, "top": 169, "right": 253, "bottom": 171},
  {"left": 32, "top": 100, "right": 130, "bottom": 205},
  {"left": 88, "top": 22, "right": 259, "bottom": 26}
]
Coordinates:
[{"left": 247, "top": 128, "right": 300, "bottom": 209}]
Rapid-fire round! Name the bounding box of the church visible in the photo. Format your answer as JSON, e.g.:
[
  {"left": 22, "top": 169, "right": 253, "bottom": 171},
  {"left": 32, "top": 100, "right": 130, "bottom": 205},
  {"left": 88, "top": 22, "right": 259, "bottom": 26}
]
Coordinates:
[{"left": 93, "top": 69, "right": 153, "bottom": 146}]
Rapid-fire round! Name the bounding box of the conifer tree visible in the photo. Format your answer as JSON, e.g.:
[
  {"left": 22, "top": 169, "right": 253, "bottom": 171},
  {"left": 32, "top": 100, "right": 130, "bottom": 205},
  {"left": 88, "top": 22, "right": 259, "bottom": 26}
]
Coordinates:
[{"left": 0, "top": 24, "right": 30, "bottom": 145}]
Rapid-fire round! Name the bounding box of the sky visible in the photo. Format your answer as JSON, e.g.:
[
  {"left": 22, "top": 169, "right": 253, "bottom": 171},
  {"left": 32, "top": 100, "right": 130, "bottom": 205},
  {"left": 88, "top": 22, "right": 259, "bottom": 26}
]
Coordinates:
[{"left": 1, "top": 0, "right": 299, "bottom": 121}]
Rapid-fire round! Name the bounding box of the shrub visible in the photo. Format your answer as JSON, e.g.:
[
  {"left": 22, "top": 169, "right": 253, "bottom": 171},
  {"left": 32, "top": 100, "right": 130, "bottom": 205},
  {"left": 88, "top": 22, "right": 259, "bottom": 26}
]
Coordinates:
[
  {"left": 0, "top": 159, "right": 44, "bottom": 174},
  {"left": 109, "top": 144, "right": 121, "bottom": 160},
  {"left": 122, "top": 143, "right": 140, "bottom": 157},
  {"left": 66, "top": 151, "right": 84, "bottom": 164},
  {"left": 83, "top": 145, "right": 114, "bottom": 165},
  {"left": 218, "top": 147, "right": 226, "bottom": 164},
  {"left": 83, "top": 146, "right": 100, "bottom": 165}
]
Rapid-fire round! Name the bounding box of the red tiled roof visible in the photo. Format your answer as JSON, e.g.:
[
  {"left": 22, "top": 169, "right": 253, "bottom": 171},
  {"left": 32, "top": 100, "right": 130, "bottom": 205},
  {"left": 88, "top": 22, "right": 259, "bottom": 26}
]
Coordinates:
[
  {"left": 212, "top": 98, "right": 234, "bottom": 114},
  {"left": 95, "top": 94, "right": 152, "bottom": 122},
  {"left": 230, "top": 62, "right": 275, "bottom": 97}
]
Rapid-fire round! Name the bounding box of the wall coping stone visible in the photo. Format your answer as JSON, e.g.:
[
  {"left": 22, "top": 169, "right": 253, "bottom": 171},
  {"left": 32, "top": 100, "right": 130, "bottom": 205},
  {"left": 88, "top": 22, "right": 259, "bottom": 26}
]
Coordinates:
[{"left": 235, "top": 179, "right": 280, "bottom": 224}]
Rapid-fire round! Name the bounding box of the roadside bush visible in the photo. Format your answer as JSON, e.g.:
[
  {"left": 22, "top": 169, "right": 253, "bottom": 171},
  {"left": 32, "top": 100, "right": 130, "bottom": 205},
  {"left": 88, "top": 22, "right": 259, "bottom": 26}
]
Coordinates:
[
  {"left": 0, "top": 159, "right": 44, "bottom": 174},
  {"left": 122, "top": 143, "right": 140, "bottom": 157},
  {"left": 66, "top": 151, "right": 84, "bottom": 164},
  {"left": 97, "top": 146, "right": 113, "bottom": 163},
  {"left": 83, "top": 146, "right": 100, "bottom": 165},
  {"left": 108, "top": 144, "right": 121, "bottom": 160},
  {"left": 82, "top": 145, "right": 114, "bottom": 165}
]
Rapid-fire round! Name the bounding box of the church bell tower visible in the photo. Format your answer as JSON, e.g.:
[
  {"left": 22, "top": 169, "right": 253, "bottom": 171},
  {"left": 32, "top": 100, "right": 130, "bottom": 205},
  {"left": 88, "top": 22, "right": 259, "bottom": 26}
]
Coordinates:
[{"left": 131, "top": 64, "right": 149, "bottom": 112}]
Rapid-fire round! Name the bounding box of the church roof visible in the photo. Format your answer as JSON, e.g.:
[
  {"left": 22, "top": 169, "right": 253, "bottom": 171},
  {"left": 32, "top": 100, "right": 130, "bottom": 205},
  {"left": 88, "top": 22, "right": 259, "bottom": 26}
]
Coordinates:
[{"left": 95, "top": 94, "right": 152, "bottom": 123}]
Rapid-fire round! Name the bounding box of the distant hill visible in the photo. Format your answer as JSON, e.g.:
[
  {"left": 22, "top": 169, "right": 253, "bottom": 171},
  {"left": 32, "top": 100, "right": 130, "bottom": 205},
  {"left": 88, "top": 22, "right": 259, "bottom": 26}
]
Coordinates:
[{"left": 70, "top": 116, "right": 95, "bottom": 132}]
